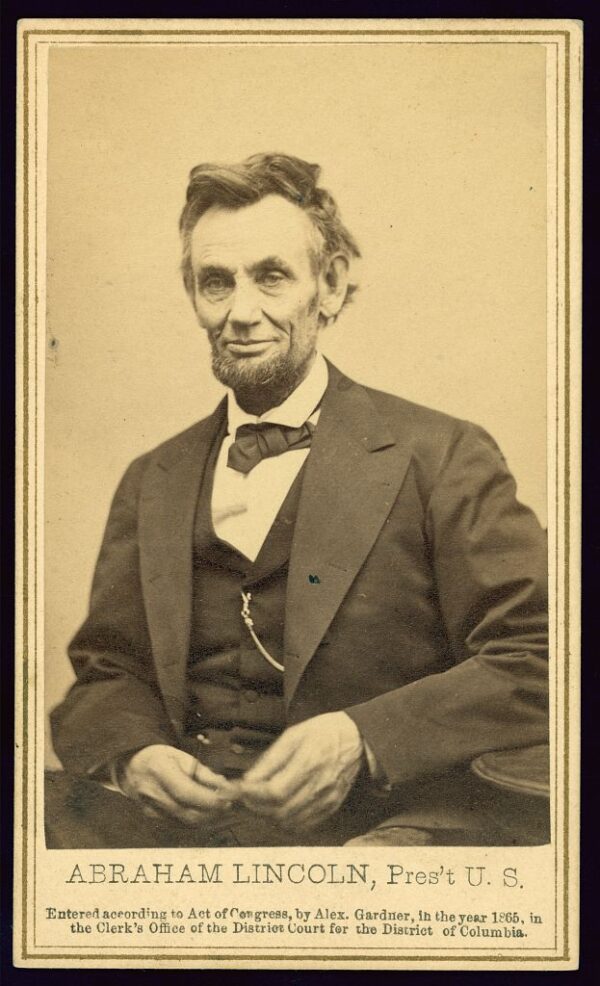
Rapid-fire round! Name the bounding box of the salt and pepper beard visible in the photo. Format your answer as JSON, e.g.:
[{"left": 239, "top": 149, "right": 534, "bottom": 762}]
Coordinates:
[{"left": 207, "top": 294, "right": 322, "bottom": 414}]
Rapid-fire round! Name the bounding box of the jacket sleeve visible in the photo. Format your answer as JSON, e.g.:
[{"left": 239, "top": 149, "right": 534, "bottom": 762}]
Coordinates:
[
  {"left": 346, "top": 421, "right": 549, "bottom": 788},
  {"left": 50, "top": 457, "right": 178, "bottom": 776}
]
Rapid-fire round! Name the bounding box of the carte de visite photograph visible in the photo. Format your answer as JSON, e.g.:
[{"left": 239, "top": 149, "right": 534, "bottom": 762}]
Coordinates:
[{"left": 16, "top": 18, "right": 580, "bottom": 969}]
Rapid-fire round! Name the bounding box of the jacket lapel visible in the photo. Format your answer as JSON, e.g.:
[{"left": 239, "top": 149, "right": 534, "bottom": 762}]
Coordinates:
[
  {"left": 138, "top": 402, "right": 226, "bottom": 735},
  {"left": 284, "top": 365, "right": 412, "bottom": 707}
]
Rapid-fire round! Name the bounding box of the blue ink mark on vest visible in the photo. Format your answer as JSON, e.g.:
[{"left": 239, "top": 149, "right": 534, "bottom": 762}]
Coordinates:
[{"left": 308, "top": 574, "right": 320, "bottom": 584}]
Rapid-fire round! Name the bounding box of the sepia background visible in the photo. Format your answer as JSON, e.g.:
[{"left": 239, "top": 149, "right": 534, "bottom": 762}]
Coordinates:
[{"left": 45, "top": 41, "right": 547, "bottom": 765}]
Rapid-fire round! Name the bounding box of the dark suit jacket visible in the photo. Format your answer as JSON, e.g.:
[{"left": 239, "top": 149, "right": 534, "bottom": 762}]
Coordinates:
[{"left": 51, "top": 362, "right": 548, "bottom": 832}]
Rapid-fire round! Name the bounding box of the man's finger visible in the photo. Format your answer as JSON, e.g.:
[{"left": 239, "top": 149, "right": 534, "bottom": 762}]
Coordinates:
[
  {"left": 136, "top": 785, "right": 190, "bottom": 820},
  {"left": 240, "top": 732, "right": 297, "bottom": 784},
  {"left": 160, "top": 762, "right": 235, "bottom": 811},
  {"left": 276, "top": 786, "right": 339, "bottom": 828},
  {"left": 267, "top": 780, "right": 323, "bottom": 818},
  {"left": 238, "top": 763, "right": 308, "bottom": 807},
  {"left": 246, "top": 771, "right": 329, "bottom": 820},
  {"left": 137, "top": 787, "right": 232, "bottom": 827},
  {"left": 191, "top": 760, "right": 238, "bottom": 793},
  {"left": 140, "top": 802, "right": 163, "bottom": 820}
]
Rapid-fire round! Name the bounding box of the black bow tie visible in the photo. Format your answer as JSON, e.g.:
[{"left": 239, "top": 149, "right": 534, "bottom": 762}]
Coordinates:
[{"left": 227, "top": 421, "right": 315, "bottom": 475}]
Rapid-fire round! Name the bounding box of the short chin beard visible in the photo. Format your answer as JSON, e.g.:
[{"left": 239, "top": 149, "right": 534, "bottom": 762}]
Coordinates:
[{"left": 210, "top": 346, "right": 315, "bottom": 414}]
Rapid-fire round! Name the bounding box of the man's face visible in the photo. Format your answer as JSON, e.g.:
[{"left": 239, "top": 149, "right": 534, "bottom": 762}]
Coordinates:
[{"left": 189, "top": 195, "right": 324, "bottom": 401}]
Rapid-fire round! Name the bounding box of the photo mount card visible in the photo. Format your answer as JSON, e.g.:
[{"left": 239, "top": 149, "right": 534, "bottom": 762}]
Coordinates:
[{"left": 15, "top": 17, "right": 581, "bottom": 970}]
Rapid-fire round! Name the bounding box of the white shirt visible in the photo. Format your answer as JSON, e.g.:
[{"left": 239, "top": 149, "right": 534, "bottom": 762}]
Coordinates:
[{"left": 211, "top": 353, "right": 329, "bottom": 561}]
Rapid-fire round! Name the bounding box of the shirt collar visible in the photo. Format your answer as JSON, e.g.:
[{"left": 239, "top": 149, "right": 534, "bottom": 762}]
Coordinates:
[{"left": 226, "top": 352, "right": 329, "bottom": 435}]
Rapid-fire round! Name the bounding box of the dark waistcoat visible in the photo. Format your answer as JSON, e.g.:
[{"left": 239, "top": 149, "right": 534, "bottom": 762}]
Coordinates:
[{"left": 186, "top": 432, "right": 304, "bottom": 777}]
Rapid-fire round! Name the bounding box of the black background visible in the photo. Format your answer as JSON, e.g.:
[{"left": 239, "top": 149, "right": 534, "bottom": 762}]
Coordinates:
[{"left": 1, "top": 1, "right": 597, "bottom": 983}]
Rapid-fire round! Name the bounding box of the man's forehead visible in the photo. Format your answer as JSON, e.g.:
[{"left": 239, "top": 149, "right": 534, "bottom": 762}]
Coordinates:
[{"left": 190, "top": 195, "right": 317, "bottom": 266}]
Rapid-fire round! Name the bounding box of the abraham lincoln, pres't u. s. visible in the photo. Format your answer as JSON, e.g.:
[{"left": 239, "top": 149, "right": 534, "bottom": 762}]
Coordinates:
[{"left": 46, "top": 153, "right": 549, "bottom": 848}]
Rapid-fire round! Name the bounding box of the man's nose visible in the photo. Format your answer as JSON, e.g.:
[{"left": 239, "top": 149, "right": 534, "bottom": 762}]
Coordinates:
[{"left": 228, "top": 283, "right": 262, "bottom": 326}]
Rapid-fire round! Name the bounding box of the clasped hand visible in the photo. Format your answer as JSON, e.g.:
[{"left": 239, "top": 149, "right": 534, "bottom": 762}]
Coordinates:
[{"left": 120, "top": 712, "right": 364, "bottom": 831}]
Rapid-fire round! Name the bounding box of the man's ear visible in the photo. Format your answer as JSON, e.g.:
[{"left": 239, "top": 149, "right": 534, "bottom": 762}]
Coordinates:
[{"left": 318, "top": 254, "right": 350, "bottom": 322}]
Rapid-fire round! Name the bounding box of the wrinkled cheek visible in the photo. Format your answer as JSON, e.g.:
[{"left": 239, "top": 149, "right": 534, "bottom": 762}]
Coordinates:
[
  {"left": 261, "top": 308, "right": 294, "bottom": 337},
  {"left": 196, "top": 308, "right": 229, "bottom": 338}
]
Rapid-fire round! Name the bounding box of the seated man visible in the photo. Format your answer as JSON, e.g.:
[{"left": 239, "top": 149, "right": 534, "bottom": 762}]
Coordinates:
[{"left": 47, "top": 153, "right": 549, "bottom": 848}]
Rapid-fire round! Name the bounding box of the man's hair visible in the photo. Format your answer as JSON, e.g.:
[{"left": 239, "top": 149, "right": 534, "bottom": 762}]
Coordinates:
[{"left": 179, "top": 153, "right": 360, "bottom": 310}]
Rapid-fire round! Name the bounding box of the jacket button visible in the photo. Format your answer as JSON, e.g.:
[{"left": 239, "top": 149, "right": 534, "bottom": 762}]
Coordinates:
[
  {"left": 243, "top": 689, "right": 259, "bottom": 703},
  {"left": 230, "top": 742, "right": 245, "bottom": 755}
]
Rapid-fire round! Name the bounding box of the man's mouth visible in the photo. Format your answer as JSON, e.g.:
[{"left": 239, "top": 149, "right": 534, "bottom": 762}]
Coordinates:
[{"left": 225, "top": 340, "right": 278, "bottom": 355}]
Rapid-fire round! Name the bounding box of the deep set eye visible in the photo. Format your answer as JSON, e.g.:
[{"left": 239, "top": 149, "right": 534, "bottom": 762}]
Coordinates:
[
  {"left": 258, "top": 270, "right": 285, "bottom": 287},
  {"left": 200, "top": 275, "right": 232, "bottom": 299}
]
